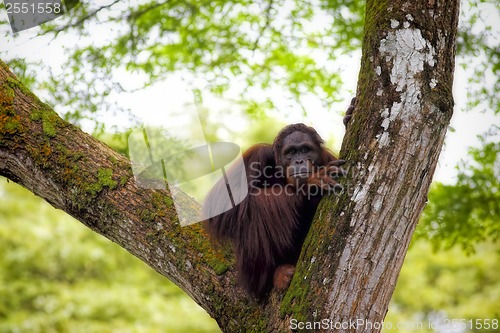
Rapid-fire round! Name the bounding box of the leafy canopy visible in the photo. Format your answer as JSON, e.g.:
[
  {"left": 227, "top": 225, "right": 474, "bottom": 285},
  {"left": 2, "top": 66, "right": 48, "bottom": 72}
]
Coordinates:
[{"left": 0, "top": 0, "right": 498, "bottom": 250}]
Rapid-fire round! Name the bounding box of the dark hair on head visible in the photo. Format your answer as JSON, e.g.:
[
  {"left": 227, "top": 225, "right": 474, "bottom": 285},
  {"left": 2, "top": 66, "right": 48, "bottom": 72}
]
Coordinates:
[{"left": 272, "top": 123, "right": 325, "bottom": 162}]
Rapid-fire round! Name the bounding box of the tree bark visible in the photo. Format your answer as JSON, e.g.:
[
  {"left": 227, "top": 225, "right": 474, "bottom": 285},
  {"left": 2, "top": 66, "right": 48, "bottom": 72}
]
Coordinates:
[
  {"left": 0, "top": 61, "right": 259, "bottom": 331},
  {"left": 280, "top": 0, "right": 459, "bottom": 331},
  {"left": 0, "top": 0, "right": 459, "bottom": 331}
]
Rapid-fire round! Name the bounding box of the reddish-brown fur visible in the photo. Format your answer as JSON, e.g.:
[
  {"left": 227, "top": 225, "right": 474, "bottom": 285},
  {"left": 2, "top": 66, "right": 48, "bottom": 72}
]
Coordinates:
[{"left": 203, "top": 123, "right": 340, "bottom": 298}]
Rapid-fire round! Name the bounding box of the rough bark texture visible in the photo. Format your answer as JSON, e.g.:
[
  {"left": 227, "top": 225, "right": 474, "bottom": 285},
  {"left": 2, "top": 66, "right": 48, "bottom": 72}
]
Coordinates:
[
  {"left": 280, "top": 0, "right": 459, "bottom": 331},
  {"left": 0, "top": 61, "right": 261, "bottom": 331},
  {"left": 0, "top": 0, "right": 459, "bottom": 331}
]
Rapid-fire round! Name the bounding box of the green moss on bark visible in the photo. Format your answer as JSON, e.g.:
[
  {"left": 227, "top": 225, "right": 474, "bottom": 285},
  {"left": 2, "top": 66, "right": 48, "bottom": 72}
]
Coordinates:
[
  {"left": 5, "top": 76, "right": 39, "bottom": 102},
  {"left": 80, "top": 168, "right": 118, "bottom": 198},
  {"left": 0, "top": 80, "right": 22, "bottom": 145},
  {"left": 30, "top": 108, "right": 60, "bottom": 138}
]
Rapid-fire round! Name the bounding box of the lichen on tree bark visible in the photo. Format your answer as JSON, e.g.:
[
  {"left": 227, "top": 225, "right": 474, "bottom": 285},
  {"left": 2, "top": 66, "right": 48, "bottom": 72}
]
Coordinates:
[{"left": 0, "top": 0, "right": 460, "bottom": 331}]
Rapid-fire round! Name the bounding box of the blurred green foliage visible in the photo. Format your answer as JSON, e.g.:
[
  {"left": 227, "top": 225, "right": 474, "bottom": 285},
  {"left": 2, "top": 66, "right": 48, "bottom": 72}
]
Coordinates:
[
  {"left": 2, "top": 1, "right": 497, "bottom": 130},
  {"left": 2, "top": 0, "right": 363, "bottom": 128},
  {"left": 417, "top": 139, "right": 500, "bottom": 253},
  {"left": 1, "top": 175, "right": 498, "bottom": 332},
  {"left": 0, "top": 0, "right": 498, "bottom": 331},
  {"left": 385, "top": 241, "right": 500, "bottom": 333},
  {"left": 0, "top": 178, "right": 220, "bottom": 333}
]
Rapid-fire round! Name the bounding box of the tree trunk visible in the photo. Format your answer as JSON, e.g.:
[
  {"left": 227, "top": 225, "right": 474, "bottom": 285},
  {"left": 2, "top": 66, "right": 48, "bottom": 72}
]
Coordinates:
[
  {"left": 280, "top": 0, "right": 459, "bottom": 331},
  {"left": 0, "top": 0, "right": 459, "bottom": 331}
]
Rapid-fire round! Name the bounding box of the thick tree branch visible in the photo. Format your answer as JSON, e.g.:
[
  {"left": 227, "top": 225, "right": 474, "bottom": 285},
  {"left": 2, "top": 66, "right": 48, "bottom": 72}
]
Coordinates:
[
  {"left": 0, "top": 61, "right": 271, "bottom": 330},
  {"left": 280, "top": 0, "right": 459, "bottom": 331},
  {"left": 0, "top": 0, "right": 460, "bottom": 331}
]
